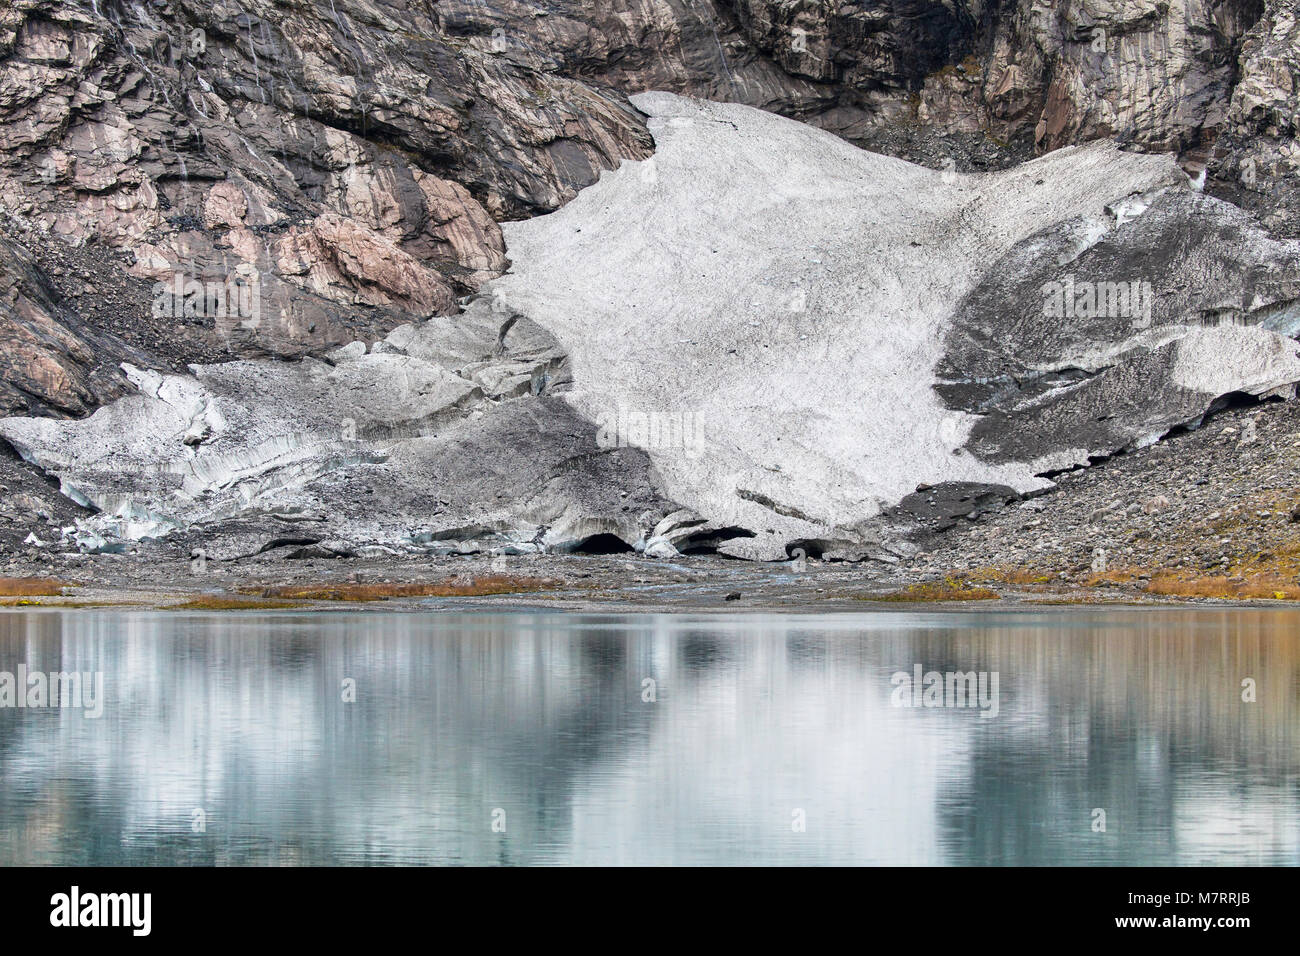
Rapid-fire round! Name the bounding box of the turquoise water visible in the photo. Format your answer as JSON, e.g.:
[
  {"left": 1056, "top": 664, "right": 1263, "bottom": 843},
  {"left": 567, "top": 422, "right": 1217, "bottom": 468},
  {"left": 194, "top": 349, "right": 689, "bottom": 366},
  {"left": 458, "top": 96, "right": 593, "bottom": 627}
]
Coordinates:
[{"left": 0, "top": 607, "right": 1295, "bottom": 865}]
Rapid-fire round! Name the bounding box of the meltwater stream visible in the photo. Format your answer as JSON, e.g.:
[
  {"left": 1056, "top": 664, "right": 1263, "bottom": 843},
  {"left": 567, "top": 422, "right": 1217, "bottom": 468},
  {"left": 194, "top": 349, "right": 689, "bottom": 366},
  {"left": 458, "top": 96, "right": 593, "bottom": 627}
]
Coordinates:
[{"left": 0, "top": 607, "right": 1296, "bottom": 865}]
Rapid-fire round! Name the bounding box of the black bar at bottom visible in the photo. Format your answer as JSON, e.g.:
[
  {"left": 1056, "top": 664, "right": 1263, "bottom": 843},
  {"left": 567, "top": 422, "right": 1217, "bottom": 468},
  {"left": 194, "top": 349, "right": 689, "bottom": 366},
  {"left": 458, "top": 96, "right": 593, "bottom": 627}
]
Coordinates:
[{"left": 0, "top": 866, "right": 1275, "bottom": 943}]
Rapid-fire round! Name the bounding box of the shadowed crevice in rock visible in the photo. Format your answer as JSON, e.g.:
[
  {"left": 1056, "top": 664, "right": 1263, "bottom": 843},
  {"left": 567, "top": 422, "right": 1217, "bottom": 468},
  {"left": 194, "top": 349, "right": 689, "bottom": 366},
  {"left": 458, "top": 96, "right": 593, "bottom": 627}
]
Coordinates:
[{"left": 568, "top": 532, "right": 636, "bottom": 555}]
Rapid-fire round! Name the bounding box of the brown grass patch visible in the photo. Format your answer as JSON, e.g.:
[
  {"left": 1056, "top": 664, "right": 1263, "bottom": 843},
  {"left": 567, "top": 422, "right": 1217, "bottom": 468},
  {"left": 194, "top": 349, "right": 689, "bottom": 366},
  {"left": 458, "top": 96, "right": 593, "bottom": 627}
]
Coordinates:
[
  {"left": 167, "top": 596, "right": 305, "bottom": 611},
  {"left": 1083, "top": 568, "right": 1140, "bottom": 587},
  {"left": 970, "top": 567, "right": 1053, "bottom": 586},
  {"left": 0, "top": 599, "right": 149, "bottom": 608},
  {"left": 245, "top": 574, "right": 560, "bottom": 602},
  {"left": 0, "top": 577, "right": 67, "bottom": 597},
  {"left": 1145, "top": 572, "right": 1300, "bottom": 601},
  {"left": 861, "top": 580, "right": 1000, "bottom": 603}
]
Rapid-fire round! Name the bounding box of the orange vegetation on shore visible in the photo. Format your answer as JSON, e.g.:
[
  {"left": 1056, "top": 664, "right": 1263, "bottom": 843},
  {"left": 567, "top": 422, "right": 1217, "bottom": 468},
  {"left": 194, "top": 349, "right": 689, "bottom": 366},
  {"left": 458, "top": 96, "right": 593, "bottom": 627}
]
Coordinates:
[
  {"left": 860, "top": 579, "right": 1000, "bottom": 602},
  {"left": 1144, "top": 572, "right": 1300, "bottom": 600},
  {"left": 0, "top": 576, "right": 67, "bottom": 597},
  {"left": 167, "top": 597, "right": 306, "bottom": 610},
  {"left": 244, "top": 574, "right": 561, "bottom": 602}
]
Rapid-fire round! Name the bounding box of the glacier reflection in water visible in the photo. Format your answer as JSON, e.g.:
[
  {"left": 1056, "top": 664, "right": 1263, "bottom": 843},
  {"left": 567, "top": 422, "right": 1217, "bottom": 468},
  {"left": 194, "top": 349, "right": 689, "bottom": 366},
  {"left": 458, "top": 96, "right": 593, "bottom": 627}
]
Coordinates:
[{"left": 0, "top": 607, "right": 1296, "bottom": 865}]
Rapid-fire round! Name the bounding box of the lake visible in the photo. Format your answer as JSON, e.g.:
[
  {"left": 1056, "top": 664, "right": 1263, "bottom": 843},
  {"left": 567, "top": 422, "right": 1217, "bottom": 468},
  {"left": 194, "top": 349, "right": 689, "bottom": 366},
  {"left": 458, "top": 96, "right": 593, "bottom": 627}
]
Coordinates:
[{"left": 0, "top": 606, "right": 1295, "bottom": 865}]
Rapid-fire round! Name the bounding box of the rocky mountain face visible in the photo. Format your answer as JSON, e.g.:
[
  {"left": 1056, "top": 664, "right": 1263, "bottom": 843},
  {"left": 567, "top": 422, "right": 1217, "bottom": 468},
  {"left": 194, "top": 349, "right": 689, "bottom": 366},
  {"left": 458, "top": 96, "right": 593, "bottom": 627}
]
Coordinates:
[{"left": 0, "top": 0, "right": 1298, "bottom": 562}]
